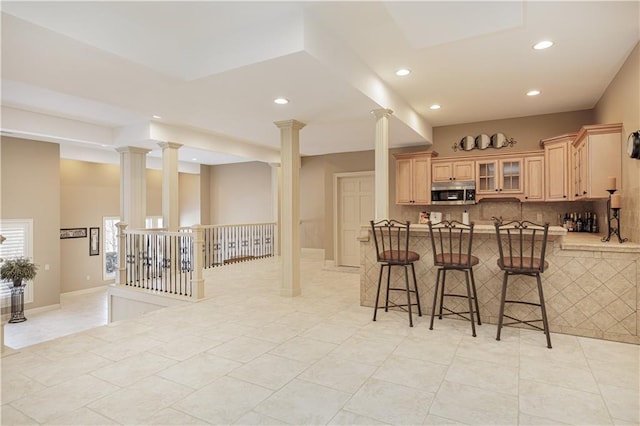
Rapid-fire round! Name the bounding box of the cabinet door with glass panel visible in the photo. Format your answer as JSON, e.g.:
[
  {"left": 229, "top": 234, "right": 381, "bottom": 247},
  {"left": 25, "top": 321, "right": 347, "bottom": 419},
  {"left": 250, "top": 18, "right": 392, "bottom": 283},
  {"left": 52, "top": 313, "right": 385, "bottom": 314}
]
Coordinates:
[{"left": 475, "top": 158, "right": 523, "bottom": 196}]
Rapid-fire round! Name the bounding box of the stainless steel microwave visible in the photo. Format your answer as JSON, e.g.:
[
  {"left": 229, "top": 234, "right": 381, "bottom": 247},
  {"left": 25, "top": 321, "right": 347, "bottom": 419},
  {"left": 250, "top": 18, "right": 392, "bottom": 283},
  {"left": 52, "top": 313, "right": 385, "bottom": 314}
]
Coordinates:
[{"left": 431, "top": 181, "right": 476, "bottom": 205}]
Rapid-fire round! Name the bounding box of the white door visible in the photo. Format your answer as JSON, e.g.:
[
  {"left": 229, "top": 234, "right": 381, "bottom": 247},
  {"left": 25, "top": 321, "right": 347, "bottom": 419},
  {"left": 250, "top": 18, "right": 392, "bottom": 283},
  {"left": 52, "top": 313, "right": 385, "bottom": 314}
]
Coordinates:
[{"left": 337, "top": 173, "right": 374, "bottom": 267}]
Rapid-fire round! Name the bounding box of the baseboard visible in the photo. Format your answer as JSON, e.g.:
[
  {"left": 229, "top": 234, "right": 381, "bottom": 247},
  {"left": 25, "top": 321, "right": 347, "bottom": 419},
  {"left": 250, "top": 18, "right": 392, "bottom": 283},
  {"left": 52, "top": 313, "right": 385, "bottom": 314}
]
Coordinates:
[
  {"left": 324, "top": 259, "right": 336, "bottom": 268},
  {"left": 61, "top": 285, "right": 109, "bottom": 297}
]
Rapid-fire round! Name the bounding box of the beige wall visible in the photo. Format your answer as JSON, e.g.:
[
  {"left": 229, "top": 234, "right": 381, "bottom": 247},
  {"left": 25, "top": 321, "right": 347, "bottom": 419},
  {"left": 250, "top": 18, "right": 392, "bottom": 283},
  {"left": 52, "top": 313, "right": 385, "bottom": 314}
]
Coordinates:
[
  {"left": 594, "top": 42, "right": 640, "bottom": 243},
  {"left": 59, "top": 160, "right": 199, "bottom": 293},
  {"left": 208, "top": 161, "right": 274, "bottom": 225},
  {"left": 60, "top": 160, "right": 119, "bottom": 293},
  {"left": 146, "top": 169, "right": 162, "bottom": 218},
  {"left": 432, "top": 109, "right": 593, "bottom": 156},
  {"left": 199, "top": 164, "right": 211, "bottom": 225},
  {"left": 1, "top": 137, "right": 61, "bottom": 310},
  {"left": 179, "top": 173, "right": 200, "bottom": 226},
  {"left": 300, "top": 150, "right": 375, "bottom": 259}
]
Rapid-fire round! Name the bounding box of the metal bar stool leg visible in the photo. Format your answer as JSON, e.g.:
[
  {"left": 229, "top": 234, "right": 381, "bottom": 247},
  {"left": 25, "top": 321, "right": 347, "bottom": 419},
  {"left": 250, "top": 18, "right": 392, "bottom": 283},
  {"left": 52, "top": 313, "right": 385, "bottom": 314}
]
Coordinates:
[
  {"left": 411, "top": 263, "right": 422, "bottom": 317},
  {"left": 496, "top": 272, "right": 509, "bottom": 341},
  {"left": 438, "top": 270, "right": 447, "bottom": 319},
  {"left": 373, "top": 265, "right": 384, "bottom": 321},
  {"left": 536, "top": 273, "right": 552, "bottom": 349},
  {"left": 464, "top": 270, "right": 477, "bottom": 337},
  {"left": 469, "top": 269, "right": 481, "bottom": 325},
  {"left": 430, "top": 269, "right": 441, "bottom": 330},
  {"left": 404, "top": 265, "right": 413, "bottom": 327},
  {"left": 385, "top": 264, "right": 391, "bottom": 312}
]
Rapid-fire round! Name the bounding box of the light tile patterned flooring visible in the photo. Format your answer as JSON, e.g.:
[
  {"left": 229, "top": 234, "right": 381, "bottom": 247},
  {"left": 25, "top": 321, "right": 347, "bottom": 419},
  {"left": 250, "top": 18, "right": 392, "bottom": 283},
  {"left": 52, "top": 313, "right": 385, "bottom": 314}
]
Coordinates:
[{"left": 1, "top": 255, "right": 638, "bottom": 425}]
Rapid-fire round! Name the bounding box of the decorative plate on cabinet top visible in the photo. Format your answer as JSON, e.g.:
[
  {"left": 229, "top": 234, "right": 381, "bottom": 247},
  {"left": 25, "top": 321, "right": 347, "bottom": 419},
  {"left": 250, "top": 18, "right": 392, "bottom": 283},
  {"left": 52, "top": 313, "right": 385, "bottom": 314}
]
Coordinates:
[
  {"left": 460, "top": 135, "right": 475, "bottom": 151},
  {"left": 475, "top": 134, "right": 490, "bottom": 150},
  {"left": 491, "top": 132, "right": 507, "bottom": 148}
]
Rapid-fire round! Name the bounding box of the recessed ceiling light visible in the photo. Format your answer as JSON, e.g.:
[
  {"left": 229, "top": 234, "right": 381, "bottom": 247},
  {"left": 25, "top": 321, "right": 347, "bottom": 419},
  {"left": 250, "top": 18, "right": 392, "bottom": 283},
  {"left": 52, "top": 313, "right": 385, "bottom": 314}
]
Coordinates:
[
  {"left": 430, "top": 104, "right": 441, "bottom": 110},
  {"left": 152, "top": 115, "right": 162, "bottom": 119},
  {"left": 191, "top": 158, "right": 198, "bottom": 161},
  {"left": 274, "top": 98, "right": 289, "bottom": 105},
  {"left": 527, "top": 90, "right": 541, "bottom": 96},
  {"left": 533, "top": 40, "right": 553, "bottom": 50},
  {"left": 395, "top": 68, "right": 411, "bottom": 77}
]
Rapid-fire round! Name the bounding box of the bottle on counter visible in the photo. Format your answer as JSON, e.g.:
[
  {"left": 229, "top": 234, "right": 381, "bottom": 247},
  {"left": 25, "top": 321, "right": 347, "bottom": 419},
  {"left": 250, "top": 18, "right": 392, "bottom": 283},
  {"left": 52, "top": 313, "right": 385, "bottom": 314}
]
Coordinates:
[
  {"left": 585, "top": 212, "right": 593, "bottom": 233},
  {"left": 576, "top": 213, "right": 583, "bottom": 232},
  {"left": 591, "top": 213, "right": 598, "bottom": 233}
]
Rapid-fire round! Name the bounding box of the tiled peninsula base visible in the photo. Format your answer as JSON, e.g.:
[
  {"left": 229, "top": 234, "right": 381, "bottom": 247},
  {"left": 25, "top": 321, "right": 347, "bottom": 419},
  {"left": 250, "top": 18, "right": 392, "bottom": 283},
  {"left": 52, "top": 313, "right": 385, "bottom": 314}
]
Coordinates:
[{"left": 359, "top": 225, "right": 640, "bottom": 344}]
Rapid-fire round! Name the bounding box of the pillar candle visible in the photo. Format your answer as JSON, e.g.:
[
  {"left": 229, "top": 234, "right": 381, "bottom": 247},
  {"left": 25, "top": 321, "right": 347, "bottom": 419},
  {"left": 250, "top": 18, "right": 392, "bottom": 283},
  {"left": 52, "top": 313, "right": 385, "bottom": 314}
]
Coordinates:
[
  {"left": 607, "top": 176, "right": 617, "bottom": 190},
  {"left": 611, "top": 194, "right": 621, "bottom": 209}
]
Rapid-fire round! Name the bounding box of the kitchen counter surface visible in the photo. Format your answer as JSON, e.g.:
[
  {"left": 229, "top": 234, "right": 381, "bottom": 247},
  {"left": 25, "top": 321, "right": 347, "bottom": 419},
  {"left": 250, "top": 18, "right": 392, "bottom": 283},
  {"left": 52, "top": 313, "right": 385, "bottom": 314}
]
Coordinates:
[
  {"left": 361, "top": 223, "right": 639, "bottom": 253},
  {"left": 561, "top": 232, "right": 640, "bottom": 253},
  {"left": 407, "top": 223, "right": 568, "bottom": 236}
]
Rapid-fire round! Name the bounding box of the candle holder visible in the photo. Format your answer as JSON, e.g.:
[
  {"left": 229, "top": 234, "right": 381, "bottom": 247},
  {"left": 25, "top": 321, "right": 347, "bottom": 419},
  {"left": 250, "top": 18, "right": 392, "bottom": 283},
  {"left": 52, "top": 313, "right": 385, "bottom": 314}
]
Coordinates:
[{"left": 602, "top": 189, "right": 628, "bottom": 243}]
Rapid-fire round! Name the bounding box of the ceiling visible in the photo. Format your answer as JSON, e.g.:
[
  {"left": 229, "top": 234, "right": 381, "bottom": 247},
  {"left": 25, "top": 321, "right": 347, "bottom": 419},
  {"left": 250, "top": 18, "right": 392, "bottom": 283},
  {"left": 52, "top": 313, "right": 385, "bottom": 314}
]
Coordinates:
[{"left": 1, "top": 1, "right": 638, "bottom": 171}]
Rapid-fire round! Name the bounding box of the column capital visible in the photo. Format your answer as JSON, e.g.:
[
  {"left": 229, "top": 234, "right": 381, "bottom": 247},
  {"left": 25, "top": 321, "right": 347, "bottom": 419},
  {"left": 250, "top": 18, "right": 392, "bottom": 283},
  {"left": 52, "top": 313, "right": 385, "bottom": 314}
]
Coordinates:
[
  {"left": 115, "top": 146, "right": 151, "bottom": 155},
  {"left": 158, "top": 141, "right": 183, "bottom": 150},
  {"left": 274, "top": 119, "right": 306, "bottom": 131},
  {"left": 371, "top": 108, "right": 394, "bottom": 119}
]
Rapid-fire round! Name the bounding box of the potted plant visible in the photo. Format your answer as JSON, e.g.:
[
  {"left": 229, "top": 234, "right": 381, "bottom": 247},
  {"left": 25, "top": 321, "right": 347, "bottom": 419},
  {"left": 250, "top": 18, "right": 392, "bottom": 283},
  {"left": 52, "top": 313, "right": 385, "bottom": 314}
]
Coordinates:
[{"left": 0, "top": 257, "right": 38, "bottom": 287}]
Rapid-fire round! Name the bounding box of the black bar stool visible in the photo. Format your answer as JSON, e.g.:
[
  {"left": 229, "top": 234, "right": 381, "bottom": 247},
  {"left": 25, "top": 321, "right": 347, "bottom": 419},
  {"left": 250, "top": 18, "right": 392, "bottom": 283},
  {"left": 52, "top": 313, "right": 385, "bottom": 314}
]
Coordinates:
[
  {"left": 428, "top": 220, "right": 481, "bottom": 337},
  {"left": 370, "top": 219, "right": 422, "bottom": 327},
  {"left": 493, "top": 219, "right": 552, "bottom": 348}
]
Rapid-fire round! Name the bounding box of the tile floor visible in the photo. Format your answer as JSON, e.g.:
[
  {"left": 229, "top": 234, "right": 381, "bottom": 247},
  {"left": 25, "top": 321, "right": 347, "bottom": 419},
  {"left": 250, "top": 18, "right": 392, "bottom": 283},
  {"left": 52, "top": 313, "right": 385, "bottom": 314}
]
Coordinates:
[{"left": 1, "top": 254, "right": 639, "bottom": 425}]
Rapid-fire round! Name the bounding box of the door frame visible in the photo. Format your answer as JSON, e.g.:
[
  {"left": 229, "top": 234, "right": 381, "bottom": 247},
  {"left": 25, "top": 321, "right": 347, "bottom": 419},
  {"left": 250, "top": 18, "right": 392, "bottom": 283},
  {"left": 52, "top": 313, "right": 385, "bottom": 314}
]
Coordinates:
[{"left": 332, "top": 171, "right": 375, "bottom": 267}]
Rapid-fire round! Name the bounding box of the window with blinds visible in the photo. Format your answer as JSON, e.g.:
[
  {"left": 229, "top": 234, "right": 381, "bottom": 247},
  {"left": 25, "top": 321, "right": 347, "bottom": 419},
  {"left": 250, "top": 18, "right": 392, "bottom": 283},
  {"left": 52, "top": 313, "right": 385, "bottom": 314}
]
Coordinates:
[{"left": 0, "top": 219, "right": 34, "bottom": 306}]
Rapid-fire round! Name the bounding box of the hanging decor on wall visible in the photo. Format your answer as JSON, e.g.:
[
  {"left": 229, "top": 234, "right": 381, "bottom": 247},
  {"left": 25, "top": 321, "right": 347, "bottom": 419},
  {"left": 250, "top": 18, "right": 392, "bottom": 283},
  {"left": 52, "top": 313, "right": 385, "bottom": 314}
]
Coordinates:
[
  {"left": 452, "top": 133, "right": 517, "bottom": 152},
  {"left": 60, "top": 228, "right": 87, "bottom": 239}
]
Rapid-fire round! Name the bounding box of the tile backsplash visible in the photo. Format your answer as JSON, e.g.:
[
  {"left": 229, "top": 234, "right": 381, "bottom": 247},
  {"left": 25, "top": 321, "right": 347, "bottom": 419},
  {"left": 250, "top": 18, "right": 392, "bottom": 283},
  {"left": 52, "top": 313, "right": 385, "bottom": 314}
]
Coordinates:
[{"left": 396, "top": 200, "right": 608, "bottom": 230}]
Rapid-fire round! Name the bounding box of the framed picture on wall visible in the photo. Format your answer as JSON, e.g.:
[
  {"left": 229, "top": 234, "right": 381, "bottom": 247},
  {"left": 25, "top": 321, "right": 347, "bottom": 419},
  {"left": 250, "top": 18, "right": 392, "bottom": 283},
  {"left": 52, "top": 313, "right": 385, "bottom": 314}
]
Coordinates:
[
  {"left": 89, "top": 227, "right": 100, "bottom": 256},
  {"left": 60, "top": 228, "right": 87, "bottom": 239}
]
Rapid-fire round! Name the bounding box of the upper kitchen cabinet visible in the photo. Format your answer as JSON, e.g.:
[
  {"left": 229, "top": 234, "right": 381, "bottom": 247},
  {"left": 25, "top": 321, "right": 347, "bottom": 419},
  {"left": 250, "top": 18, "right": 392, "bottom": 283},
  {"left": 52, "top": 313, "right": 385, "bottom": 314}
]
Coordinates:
[
  {"left": 394, "top": 151, "right": 438, "bottom": 205},
  {"left": 523, "top": 155, "right": 545, "bottom": 202},
  {"left": 541, "top": 134, "right": 575, "bottom": 201},
  {"left": 431, "top": 160, "right": 475, "bottom": 182},
  {"left": 571, "top": 123, "right": 623, "bottom": 200},
  {"left": 475, "top": 156, "right": 523, "bottom": 199}
]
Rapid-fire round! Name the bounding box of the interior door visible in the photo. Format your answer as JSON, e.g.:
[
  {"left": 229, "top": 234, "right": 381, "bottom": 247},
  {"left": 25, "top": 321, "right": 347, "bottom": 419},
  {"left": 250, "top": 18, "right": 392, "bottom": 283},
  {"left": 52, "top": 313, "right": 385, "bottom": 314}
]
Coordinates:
[{"left": 337, "top": 173, "right": 374, "bottom": 267}]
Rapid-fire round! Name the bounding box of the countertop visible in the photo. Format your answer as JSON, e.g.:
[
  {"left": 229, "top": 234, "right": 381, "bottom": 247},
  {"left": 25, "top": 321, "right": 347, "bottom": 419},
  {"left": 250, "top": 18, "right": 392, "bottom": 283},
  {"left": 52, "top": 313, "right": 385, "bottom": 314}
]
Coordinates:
[
  {"left": 561, "top": 232, "right": 640, "bottom": 253},
  {"left": 361, "top": 223, "right": 640, "bottom": 252}
]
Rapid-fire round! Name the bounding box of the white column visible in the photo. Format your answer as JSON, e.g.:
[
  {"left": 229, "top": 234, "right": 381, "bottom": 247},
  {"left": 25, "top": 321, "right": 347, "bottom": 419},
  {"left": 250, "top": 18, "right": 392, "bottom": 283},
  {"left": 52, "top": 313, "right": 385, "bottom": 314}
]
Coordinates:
[
  {"left": 116, "top": 147, "right": 150, "bottom": 229},
  {"left": 158, "top": 142, "right": 182, "bottom": 231},
  {"left": 270, "top": 163, "right": 281, "bottom": 256},
  {"left": 372, "top": 109, "right": 393, "bottom": 220},
  {"left": 274, "top": 119, "right": 305, "bottom": 297}
]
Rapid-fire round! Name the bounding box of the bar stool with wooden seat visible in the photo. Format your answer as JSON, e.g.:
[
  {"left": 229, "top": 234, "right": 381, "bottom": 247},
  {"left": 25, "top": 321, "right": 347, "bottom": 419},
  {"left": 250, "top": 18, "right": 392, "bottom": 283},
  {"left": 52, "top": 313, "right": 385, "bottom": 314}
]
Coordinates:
[
  {"left": 493, "top": 219, "right": 552, "bottom": 348},
  {"left": 370, "top": 219, "right": 422, "bottom": 327},
  {"left": 428, "top": 220, "right": 481, "bottom": 337}
]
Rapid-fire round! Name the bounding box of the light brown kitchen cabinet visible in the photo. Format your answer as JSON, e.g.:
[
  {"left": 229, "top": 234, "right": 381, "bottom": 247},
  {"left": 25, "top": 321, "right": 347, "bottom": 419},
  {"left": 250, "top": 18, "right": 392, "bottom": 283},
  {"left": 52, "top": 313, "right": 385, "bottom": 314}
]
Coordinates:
[
  {"left": 541, "top": 134, "right": 574, "bottom": 201},
  {"left": 523, "top": 156, "right": 544, "bottom": 201},
  {"left": 475, "top": 157, "right": 523, "bottom": 197},
  {"left": 431, "top": 160, "right": 475, "bottom": 182},
  {"left": 394, "top": 151, "right": 438, "bottom": 205},
  {"left": 571, "top": 123, "right": 622, "bottom": 200}
]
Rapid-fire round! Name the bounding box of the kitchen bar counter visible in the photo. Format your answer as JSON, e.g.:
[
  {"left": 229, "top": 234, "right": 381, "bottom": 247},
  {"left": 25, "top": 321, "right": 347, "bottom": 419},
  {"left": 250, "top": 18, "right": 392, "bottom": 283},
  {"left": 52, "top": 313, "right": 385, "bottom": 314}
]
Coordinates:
[{"left": 359, "top": 224, "right": 639, "bottom": 344}]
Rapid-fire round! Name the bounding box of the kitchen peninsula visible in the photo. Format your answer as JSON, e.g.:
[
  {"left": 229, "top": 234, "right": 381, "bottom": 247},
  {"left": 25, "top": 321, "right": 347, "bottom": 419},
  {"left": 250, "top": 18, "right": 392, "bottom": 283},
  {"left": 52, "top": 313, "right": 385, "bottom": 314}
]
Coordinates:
[{"left": 359, "top": 222, "right": 640, "bottom": 345}]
